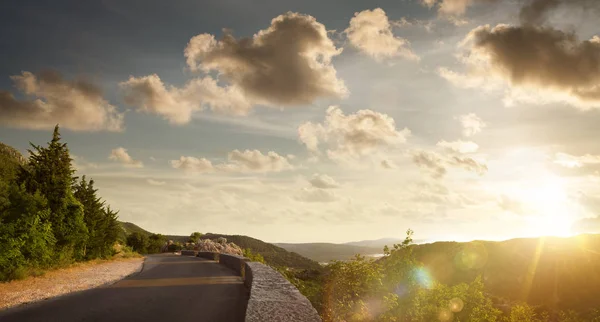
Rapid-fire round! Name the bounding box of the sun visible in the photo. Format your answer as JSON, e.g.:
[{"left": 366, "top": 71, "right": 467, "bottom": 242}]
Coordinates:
[{"left": 520, "top": 176, "right": 575, "bottom": 237}]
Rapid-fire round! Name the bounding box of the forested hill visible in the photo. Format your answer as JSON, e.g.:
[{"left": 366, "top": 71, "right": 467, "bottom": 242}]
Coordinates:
[
  {"left": 115, "top": 222, "right": 321, "bottom": 270},
  {"left": 397, "top": 234, "right": 600, "bottom": 312},
  {"left": 201, "top": 233, "right": 322, "bottom": 270}
]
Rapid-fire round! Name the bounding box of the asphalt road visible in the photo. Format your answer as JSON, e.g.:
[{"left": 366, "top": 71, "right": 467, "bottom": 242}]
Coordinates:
[{"left": 0, "top": 254, "right": 249, "bottom": 322}]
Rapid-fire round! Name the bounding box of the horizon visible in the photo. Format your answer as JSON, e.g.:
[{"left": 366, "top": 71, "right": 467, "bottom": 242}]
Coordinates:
[{"left": 2, "top": 0, "right": 600, "bottom": 243}]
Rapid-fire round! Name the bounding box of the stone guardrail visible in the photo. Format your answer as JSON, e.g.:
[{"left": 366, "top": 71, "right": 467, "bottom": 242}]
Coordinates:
[
  {"left": 180, "top": 250, "right": 198, "bottom": 256},
  {"left": 194, "top": 252, "right": 321, "bottom": 322}
]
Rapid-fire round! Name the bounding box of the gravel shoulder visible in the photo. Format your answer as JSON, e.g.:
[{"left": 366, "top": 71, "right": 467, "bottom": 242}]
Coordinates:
[{"left": 0, "top": 257, "right": 144, "bottom": 310}]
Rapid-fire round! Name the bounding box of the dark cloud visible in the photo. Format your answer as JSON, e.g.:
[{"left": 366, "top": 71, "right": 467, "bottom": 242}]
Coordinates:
[
  {"left": 0, "top": 70, "right": 123, "bottom": 131},
  {"left": 184, "top": 12, "right": 347, "bottom": 107},
  {"left": 467, "top": 24, "right": 600, "bottom": 105}
]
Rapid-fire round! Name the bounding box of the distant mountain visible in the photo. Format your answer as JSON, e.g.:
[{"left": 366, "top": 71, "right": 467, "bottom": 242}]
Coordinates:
[
  {"left": 344, "top": 237, "right": 406, "bottom": 249},
  {"left": 275, "top": 242, "right": 382, "bottom": 262},
  {"left": 202, "top": 233, "right": 322, "bottom": 270}
]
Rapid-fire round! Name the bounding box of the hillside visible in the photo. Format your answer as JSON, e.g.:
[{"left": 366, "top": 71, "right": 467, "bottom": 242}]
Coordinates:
[
  {"left": 114, "top": 222, "right": 321, "bottom": 270},
  {"left": 0, "top": 142, "right": 25, "bottom": 182},
  {"left": 395, "top": 234, "right": 600, "bottom": 312},
  {"left": 275, "top": 242, "right": 382, "bottom": 262},
  {"left": 117, "top": 221, "right": 153, "bottom": 242},
  {"left": 201, "top": 233, "right": 322, "bottom": 270}
]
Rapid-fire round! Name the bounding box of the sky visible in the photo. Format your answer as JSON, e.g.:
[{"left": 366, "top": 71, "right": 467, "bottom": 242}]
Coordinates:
[{"left": 1, "top": 0, "right": 600, "bottom": 243}]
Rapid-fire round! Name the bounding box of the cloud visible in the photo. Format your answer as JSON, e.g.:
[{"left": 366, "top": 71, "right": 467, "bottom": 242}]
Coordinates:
[
  {"left": 309, "top": 174, "right": 340, "bottom": 189},
  {"left": 497, "top": 194, "right": 527, "bottom": 215},
  {"left": 456, "top": 113, "right": 486, "bottom": 137},
  {"left": 170, "top": 156, "right": 214, "bottom": 173},
  {"left": 411, "top": 150, "right": 488, "bottom": 179},
  {"left": 298, "top": 106, "right": 411, "bottom": 162},
  {"left": 420, "top": 0, "right": 496, "bottom": 17},
  {"left": 218, "top": 150, "right": 293, "bottom": 173},
  {"left": 381, "top": 160, "right": 397, "bottom": 169},
  {"left": 440, "top": 0, "right": 600, "bottom": 109},
  {"left": 184, "top": 12, "right": 348, "bottom": 107},
  {"left": 72, "top": 155, "right": 99, "bottom": 172},
  {"left": 109, "top": 147, "right": 144, "bottom": 168},
  {"left": 412, "top": 151, "right": 447, "bottom": 179},
  {"left": 345, "top": 8, "right": 419, "bottom": 61},
  {"left": 448, "top": 155, "right": 488, "bottom": 175},
  {"left": 554, "top": 153, "right": 600, "bottom": 168},
  {"left": 120, "top": 74, "right": 251, "bottom": 123},
  {"left": 572, "top": 217, "right": 600, "bottom": 234},
  {"left": 0, "top": 71, "right": 123, "bottom": 131},
  {"left": 294, "top": 188, "right": 338, "bottom": 203},
  {"left": 437, "top": 140, "right": 479, "bottom": 153},
  {"left": 147, "top": 179, "right": 166, "bottom": 186},
  {"left": 171, "top": 150, "right": 293, "bottom": 174}
]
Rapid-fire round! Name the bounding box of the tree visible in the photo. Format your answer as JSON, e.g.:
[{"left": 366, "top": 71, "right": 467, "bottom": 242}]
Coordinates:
[
  {"left": 0, "top": 183, "right": 55, "bottom": 280},
  {"left": 189, "top": 232, "right": 203, "bottom": 243},
  {"left": 18, "top": 125, "right": 87, "bottom": 261},
  {"left": 74, "top": 177, "right": 120, "bottom": 259},
  {"left": 147, "top": 234, "right": 167, "bottom": 254},
  {"left": 126, "top": 232, "right": 149, "bottom": 254}
]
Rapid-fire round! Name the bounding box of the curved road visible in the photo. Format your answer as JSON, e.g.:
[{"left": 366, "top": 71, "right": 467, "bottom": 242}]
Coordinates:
[{"left": 0, "top": 254, "right": 248, "bottom": 322}]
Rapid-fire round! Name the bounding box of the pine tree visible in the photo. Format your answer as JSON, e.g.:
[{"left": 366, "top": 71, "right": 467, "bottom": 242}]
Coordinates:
[{"left": 18, "top": 125, "right": 88, "bottom": 262}]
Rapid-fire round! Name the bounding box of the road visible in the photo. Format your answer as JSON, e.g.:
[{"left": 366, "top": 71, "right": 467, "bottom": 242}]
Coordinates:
[{"left": 0, "top": 254, "right": 248, "bottom": 322}]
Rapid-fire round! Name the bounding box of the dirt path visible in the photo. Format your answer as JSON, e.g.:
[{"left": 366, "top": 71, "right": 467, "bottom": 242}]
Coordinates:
[{"left": 0, "top": 257, "right": 144, "bottom": 310}]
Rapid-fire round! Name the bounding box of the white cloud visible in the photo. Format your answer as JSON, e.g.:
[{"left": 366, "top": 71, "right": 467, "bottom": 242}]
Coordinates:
[
  {"left": 0, "top": 71, "right": 123, "bottom": 131},
  {"left": 309, "top": 174, "right": 340, "bottom": 189},
  {"left": 554, "top": 153, "right": 600, "bottom": 168},
  {"left": 72, "top": 155, "right": 99, "bottom": 172},
  {"left": 120, "top": 74, "right": 251, "bottom": 124},
  {"left": 298, "top": 106, "right": 411, "bottom": 162},
  {"left": 184, "top": 12, "right": 348, "bottom": 107},
  {"left": 170, "top": 156, "right": 214, "bottom": 173},
  {"left": 411, "top": 149, "right": 488, "bottom": 179},
  {"left": 456, "top": 113, "right": 486, "bottom": 137},
  {"left": 218, "top": 150, "right": 293, "bottom": 173},
  {"left": 171, "top": 150, "right": 293, "bottom": 174},
  {"left": 345, "top": 8, "right": 419, "bottom": 61},
  {"left": 294, "top": 188, "right": 339, "bottom": 203},
  {"left": 109, "top": 147, "right": 144, "bottom": 168},
  {"left": 437, "top": 140, "right": 479, "bottom": 153}
]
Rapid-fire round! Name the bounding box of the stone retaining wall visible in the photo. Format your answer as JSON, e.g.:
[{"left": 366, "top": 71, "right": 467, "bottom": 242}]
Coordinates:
[{"left": 195, "top": 252, "right": 321, "bottom": 322}]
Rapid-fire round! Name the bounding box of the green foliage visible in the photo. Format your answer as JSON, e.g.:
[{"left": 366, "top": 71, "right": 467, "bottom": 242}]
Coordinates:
[
  {"left": 243, "top": 248, "right": 266, "bottom": 264},
  {"left": 189, "top": 232, "right": 203, "bottom": 243},
  {"left": 167, "top": 242, "right": 183, "bottom": 252},
  {"left": 74, "top": 176, "right": 119, "bottom": 259},
  {"left": 0, "top": 127, "right": 123, "bottom": 281},
  {"left": 147, "top": 234, "right": 167, "bottom": 254},
  {"left": 126, "top": 232, "right": 149, "bottom": 254}
]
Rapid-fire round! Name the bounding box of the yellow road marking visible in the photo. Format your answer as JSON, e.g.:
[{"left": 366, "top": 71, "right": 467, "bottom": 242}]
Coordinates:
[{"left": 111, "top": 276, "right": 243, "bottom": 288}]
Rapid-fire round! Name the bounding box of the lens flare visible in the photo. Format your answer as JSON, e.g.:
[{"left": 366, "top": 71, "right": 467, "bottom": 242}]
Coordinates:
[
  {"left": 438, "top": 308, "right": 453, "bottom": 321},
  {"left": 449, "top": 297, "right": 464, "bottom": 313},
  {"left": 413, "top": 267, "right": 433, "bottom": 289}
]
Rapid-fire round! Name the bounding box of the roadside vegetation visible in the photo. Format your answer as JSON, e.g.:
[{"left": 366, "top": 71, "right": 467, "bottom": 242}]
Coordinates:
[
  {"left": 0, "top": 127, "right": 126, "bottom": 281},
  {"left": 281, "top": 230, "right": 600, "bottom": 322}
]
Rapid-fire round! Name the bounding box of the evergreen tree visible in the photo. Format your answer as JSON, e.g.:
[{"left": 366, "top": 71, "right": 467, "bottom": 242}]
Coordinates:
[
  {"left": 74, "top": 176, "right": 109, "bottom": 259},
  {"left": 18, "top": 125, "right": 88, "bottom": 262}
]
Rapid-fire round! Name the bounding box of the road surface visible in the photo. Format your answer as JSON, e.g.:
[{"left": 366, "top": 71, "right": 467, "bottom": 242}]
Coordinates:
[{"left": 0, "top": 254, "right": 248, "bottom": 322}]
